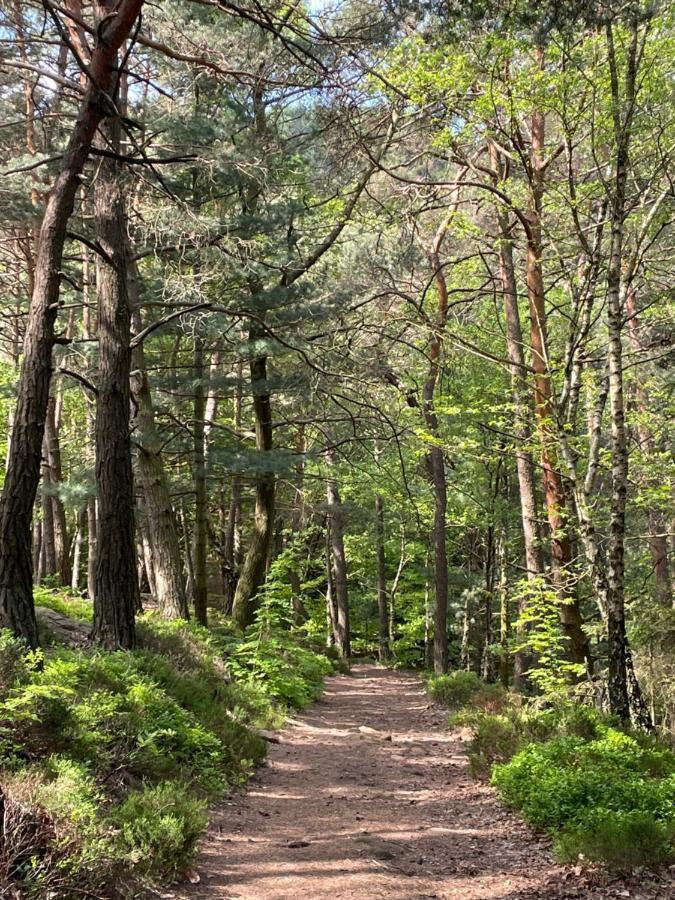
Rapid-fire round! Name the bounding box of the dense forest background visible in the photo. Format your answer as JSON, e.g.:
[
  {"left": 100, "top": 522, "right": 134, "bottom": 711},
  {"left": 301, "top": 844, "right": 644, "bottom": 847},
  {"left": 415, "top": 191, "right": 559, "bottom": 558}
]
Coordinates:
[{"left": 0, "top": 0, "right": 673, "bottom": 896}]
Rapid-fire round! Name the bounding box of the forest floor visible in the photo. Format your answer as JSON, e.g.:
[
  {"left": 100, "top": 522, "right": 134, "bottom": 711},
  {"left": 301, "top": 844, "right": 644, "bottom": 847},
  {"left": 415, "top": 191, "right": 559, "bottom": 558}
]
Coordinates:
[{"left": 177, "top": 666, "right": 673, "bottom": 900}]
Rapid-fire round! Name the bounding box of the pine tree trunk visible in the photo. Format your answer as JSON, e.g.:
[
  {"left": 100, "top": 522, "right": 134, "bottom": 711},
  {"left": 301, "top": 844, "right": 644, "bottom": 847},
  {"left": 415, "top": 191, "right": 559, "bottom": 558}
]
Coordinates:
[
  {"left": 91, "top": 110, "right": 137, "bottom": 651},
  {"left": 130, "top": 296, "right": 189, "bottom": 619},
  {"left": 87, "top": 498, "right": 97, "bottom": 601},
  {"left": 0, "top": 0, "right": 144, "bottom": 648},
  {"left": 43, "top": 396, "right": 70, "bottom": 585},
  {"left": 232, "top": 344, "right": 275, "bottom": 629},
  {"left": 325, "top": 525, "right": 338, "bottom": 647},
  {"left": 222, "top": 361, "right": 243, "bottom": 612},
  {"left": 192, "top": 332, "right": 209, "bottom": 625}
]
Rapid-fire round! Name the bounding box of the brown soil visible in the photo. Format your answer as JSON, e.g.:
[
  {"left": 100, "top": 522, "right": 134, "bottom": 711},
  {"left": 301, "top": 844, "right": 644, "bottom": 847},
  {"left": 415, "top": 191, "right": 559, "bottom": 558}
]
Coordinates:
[{"left": 179, "top": 666, "right": 673, "bottom": 900}]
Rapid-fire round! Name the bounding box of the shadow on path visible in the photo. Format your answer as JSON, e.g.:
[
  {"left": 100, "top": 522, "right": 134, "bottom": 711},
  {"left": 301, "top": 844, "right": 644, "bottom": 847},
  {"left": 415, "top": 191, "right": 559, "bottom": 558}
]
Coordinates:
[{"left": 178, "top": 666, "right": 672, "bottom": 900}]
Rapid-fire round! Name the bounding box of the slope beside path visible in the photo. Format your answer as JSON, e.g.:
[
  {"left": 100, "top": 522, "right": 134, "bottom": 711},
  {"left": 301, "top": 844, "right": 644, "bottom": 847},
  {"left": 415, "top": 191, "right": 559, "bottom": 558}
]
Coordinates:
[{"left": 178, "top": 666, "right": 670, "bottom": 900}]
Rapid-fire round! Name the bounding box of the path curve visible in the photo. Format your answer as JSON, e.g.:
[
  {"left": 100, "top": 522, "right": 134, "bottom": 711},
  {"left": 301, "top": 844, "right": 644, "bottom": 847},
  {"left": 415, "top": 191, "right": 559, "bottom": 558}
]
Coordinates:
[{"left": 180, "top": 666, "right": 670, "bottom": 900}]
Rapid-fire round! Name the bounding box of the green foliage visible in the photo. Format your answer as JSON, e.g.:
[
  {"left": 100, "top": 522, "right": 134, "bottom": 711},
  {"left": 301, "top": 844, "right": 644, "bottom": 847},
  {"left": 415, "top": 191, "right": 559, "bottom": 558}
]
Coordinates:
[
  {"left": 228, "top": 629, "right": 333, "bottom": 708},
  {"left": 454, "top": 702, "right": 613, "bottom": 777},
  {"left": 492, "top": 729, "right": 675, "bottom": 867},
  {"left": 554, "top": 810, "right": 675, "bottom": 868},
  {"left": 0, "top": 597, "right": 334, "bottom": 896},
  {"left": 33, "top": 587, "right": 94, "bottom": 622},
  {"left": 512, "top": 578, "right": 586, "bottom": 696},
  {"left": 427, "top": 670, "right": 507, "bottom": 712},
  {"left": 112, "top": 781, "right": 208, "bottom": 877}
]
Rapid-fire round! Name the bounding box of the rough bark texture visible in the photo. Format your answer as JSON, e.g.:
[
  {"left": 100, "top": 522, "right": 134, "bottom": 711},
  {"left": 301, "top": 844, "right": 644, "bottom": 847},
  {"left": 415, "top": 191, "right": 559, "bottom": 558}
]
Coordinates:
[
  {"left": 192, "top": 332, "right": 209, "bottom": 625},
  {"left": 232, "top": 343, "right": 276, "bottom": 629},
  {"left": 131, "top": 296, "right": 189, "bottom": 620},
  {"left": 0, "top": 0, "right": 145, "bottom": 647},
  {"left": 42, "top": 396, "right": 71, "bottom": 585},
  {"left": 222, "top": 361, "right": 243, "bottom": 611},
  {"left": 91, "top": 110, "right": 138, "bottom": 651}
]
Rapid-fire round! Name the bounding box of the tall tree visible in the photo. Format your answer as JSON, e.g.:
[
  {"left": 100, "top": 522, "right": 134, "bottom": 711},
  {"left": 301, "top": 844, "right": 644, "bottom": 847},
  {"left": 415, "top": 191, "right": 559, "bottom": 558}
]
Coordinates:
[{"left": 0, "top": 0, "right": 145, "bottom": 647}]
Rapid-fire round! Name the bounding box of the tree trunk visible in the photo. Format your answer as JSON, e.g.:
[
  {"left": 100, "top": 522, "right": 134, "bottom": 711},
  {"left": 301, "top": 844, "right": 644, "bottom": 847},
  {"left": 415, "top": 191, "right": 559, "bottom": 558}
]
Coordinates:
[
  {"left": 374, "top": 493, "right": 390, "bottom": 661},
  {"left": 91, "top": 108, "right": 137, "bottom": 651},
  {"left": 498, "top": 532, "right": 510, "bottom": 687},
  {"left": 325, "top": 524, "right": 338, "bottom": 647},
  {"left": 192, "top": 332, "right": 209, "bottom": 625},
  {"left": 428, "top": 445, "right": 449, "bottom": 674},
  {"left": 87, "top": 498, "right": 97, "bottom": 601},
  {"left": 524, "top": 62, "right": 589, "bottom": 670},
  {"left": 0, "top": 0, "right": 144, "bottom": 647},
  {"left": 325, "top": 449, "right": 351, "bottom": 657},
  {"left": 71, "top": 507, "right": 86, "bottom": 591},
  {"left": 604, "top": 20, "right": 650, "bottom": 727},
  {"left": 232, "top": 343, "right": 275, "bottom": 629},
  {"left": 130, "top": 292, "right": 189, "bottom": 619},
  {"left": 43, "top": 396, "right": 70, "bottom": 585},
  {"left": 222, "top": 360, "right": 243, "bottom": 612},
  {"left": 490, "top": 146, "right": 544, "bottom": 686},
  {"left": 625, "top": 287, "right": 672, "bottom": 606},
  {"left": 481, "top": 525, "right": 495, "bottom": 682}
]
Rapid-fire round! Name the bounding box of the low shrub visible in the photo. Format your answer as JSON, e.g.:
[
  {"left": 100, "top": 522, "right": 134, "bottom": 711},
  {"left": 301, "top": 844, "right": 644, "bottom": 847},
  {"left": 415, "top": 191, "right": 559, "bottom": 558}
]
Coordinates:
[
  {"left": 228, "top": 631, "right": 333, "bottom": 708},
  {"left": 427, "top": 671, "right": 486, "bottom": 709},
  {"left": 492, "top": 729, "right": 675, "bottom": 867},
  {"left": 0, "top": 598, "right": 336, "bottom": 897},
  {"left": 554, "top": 809, "right": 675, "bottom": 868},
  {"left": 112, "top": 781, "right": 209, "bottom": 877}
]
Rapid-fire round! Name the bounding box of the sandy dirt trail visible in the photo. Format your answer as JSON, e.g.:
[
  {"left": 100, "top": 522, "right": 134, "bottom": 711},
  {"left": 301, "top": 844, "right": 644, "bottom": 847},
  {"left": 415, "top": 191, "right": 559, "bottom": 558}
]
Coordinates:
[{"left": 180, "top": 666, "right": 672, "bottom": 900}]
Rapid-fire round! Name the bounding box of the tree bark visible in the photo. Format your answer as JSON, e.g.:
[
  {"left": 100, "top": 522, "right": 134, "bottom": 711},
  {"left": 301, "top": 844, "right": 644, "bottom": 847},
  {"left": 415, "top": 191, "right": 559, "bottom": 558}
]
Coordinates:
[
  {"left": 289, "top": 425, "right": 308, "bottom": 625},
  {"left": 490, "top": 142, "right": 544, "bottom": 686},
  {"left": 232, "top": 340, "right": 275, "bottom": 629},
  {"left": 0, "top": 0, "right": 145, "bottom": 647},
  {"left": 91, "top": 106, "right": 138, "bottom": 651},
  {"left": 222, "top": 360, "right": 243, "bottom": 612},
  {"left": 604, "top": 20, "right": 650, "bottom": 726},
  {"left": 192, "top": 331, "right": 209, "bottom": 625},
  {"left": 42, "top": 396, "right": 71, "bottom": 585},
  {"left": 524, "top": 55, "right": 589, "bottom": 670},
  {"left": 130, "top": 291, "right": 189, "bottom": 619}
]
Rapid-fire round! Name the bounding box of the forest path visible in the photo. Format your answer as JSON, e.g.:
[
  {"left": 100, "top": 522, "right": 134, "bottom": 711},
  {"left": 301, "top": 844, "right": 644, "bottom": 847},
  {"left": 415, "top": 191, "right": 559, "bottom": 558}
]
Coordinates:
[{"left": 179, "top": 666, "right": 661, "bottom": 900}]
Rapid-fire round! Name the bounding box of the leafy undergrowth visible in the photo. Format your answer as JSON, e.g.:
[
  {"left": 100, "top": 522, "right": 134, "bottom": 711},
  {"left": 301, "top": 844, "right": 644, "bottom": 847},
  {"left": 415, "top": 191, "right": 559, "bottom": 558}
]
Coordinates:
[
  {"left": 0, "top": 593, "right": 335, "bottom": 898},
  {"left": 428, "top": 671, "right": 675, "bottom": 869}
]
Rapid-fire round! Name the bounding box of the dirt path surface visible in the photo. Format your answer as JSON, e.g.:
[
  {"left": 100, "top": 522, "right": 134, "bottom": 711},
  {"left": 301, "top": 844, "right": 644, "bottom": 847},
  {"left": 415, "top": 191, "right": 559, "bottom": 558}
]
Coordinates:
[{"left": 180, "top": 666, "right": 672, "bottom": 900}]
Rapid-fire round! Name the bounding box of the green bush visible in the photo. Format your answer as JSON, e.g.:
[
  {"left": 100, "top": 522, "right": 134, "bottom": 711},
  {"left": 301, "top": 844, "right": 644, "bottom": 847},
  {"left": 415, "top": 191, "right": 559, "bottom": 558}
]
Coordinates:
[
  {"left": 555, "top": 809, "right": 675, "bottom": 868},
  {"left": 0, "top": 600, "right": 335, "bottom": 897},
  {"left": 228, "top": 631, "right": 333, "bottom": 708},
  {"left": 492, "top": 729, "right": 675, "bottom": 867},
  {"left": 454, "top": 712, "right": 524, "bottom": 777},
  {"left": 427, "top": 671, "right": 485, "bottom": 708},
  {"left": 112, "top": 781, "right": 208, "bottom": 877}
]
